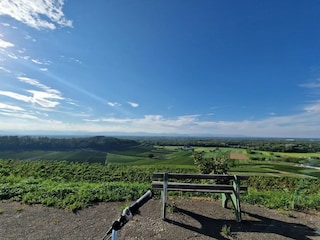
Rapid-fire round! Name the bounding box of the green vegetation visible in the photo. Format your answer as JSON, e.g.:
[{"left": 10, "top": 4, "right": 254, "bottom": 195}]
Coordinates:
[
  {"left": 220, "top": 224, "right": 232, "bottom": 237},
  {"left": 193, "top": 150, "right": 230, "bottom": 174},
  {"left": 0, "top": 159, "right": 195, "bottom": 211},
  {"left": 1, "top": 159, "right": 320, "bottom": 212},
  {"left": 0, "top": 136, "right": 320, "bottom": 212}
]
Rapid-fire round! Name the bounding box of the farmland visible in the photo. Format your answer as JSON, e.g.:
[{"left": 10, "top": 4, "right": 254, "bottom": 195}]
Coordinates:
[
  {"left": 0, "top": 136, "right": 319, "bottom": 178},
  {"left": 0, "top": 136, "right": 320, "bottom": 212}
]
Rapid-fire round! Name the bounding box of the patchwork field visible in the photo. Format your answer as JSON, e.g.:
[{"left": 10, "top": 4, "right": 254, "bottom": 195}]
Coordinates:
[{"left": 1, "top": 143, "right": 319, "bottom": 178}]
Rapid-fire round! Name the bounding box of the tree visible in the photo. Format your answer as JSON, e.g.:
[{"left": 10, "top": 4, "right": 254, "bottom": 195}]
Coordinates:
[{"left": 193, "top": 151, "right": 230, "bottom": 174}]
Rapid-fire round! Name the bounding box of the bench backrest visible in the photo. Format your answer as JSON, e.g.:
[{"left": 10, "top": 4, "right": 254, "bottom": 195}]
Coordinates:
[{"left": 152, "top": 172, "right": 249, "bottom": 181}]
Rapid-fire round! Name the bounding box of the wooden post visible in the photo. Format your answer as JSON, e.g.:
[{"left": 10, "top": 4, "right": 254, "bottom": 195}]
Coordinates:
[{"left": 161, "top": 172, "right": 168, "bottom": 220}]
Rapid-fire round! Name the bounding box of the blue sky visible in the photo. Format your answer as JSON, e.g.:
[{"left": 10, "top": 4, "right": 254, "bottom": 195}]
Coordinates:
[{"left": 0, "top": 0, "right": 320, "bottom": 138}]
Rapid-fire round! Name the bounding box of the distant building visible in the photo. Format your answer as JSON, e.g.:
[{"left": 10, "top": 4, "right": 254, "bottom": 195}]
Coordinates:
[{"left": 183, "top": 147, "right": 194, "bottom": 151}]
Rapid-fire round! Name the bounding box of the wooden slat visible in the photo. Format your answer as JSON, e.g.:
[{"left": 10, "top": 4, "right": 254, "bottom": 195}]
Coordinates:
[
  {"left": 152, "top": 181, "right": 247, "bottom": 193},
  {"left": 152, "top": 181, "right": 247, "bottom": 192},
  {"left": 152, "top": 173, "right": 249, "bottom": 180}
]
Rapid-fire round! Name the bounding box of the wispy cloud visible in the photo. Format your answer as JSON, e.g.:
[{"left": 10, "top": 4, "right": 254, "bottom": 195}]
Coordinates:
[
  {"left": 27, "top": 90, "right": 62, "bottom": 108},
  {"left": 84, "top": 117, "right": 132, "bottom": 123},
  {"left": 8, "top": 53, "right": 18, "bottom": 59},
  {"left": 304, "top": 101, "right": 320, "bottom": 113},
  {"left": 0, "top": 0, "right": 72, "bottom": 30},
  {"left": 80, "top": 104, "right": 320, "bottom": 138},
  {"left": 0, "top": 103, "right": 39, "bottom": 120},
  {"left": 0, "top": 66, "right": 10, "bottom": 73},
  {"left": 1, "top": 22, "right": 10, "bottom": 27},
  {"left": 25, "top": 34, "right": 36, "bottom": 42},
  {"left": 31, "top": 58, "right": 43, "bottom": 65},
  {"left": 299, "top": 79, "right": 320, "bottom": 88},
  {"left": 0, "top": 38, "right": 14, "bottom": 48},
  {"left": 18, "top": 76, "right": 59, "bottom": 94},
  {"left": 0, "top": 76, "right": 64, "bottom": 108},
  {"left": 1, "top": 104, "right": 319, "bottom": 137},
  {"left": 0, "top": 90, "right": 32, "bottom": 103},
  {"left": 107, "top": 102, "right": 121, "bottom": 107},
  {"left": 0, "top": 111, "right": 39, "bottom": 120},
  {"left": 0, "top": 103, "right": 24, "bottom": 112},
  {"left": 128, "top": 101, "right": 139, "bottom": 108}
]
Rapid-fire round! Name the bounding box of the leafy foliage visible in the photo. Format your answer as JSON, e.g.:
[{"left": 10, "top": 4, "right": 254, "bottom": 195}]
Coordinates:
[{"left": 193, "top": 151, "right": 230, "bottom": 174}]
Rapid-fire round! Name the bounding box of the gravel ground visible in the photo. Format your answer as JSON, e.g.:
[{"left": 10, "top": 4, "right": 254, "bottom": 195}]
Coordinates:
[{"left": 1, "top": 198, "right": 320, "bottom": 240}]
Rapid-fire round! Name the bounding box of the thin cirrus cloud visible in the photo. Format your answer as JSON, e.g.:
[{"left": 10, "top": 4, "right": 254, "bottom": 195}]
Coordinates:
[
  {"left": 128, "top": 101, "right": 139, "bottom": 108},
  {"left": 107, "top": 101, "right": 139, "bottom": 108},
  {"left": 0, "top": 0, "right": 73, "bottom": 30},
  {"left": 0, "top": 90, "right": 61, "bottom": 108},
  {"left": 0, "top": 101, "right": 39, "bottom": 120},
  {"left": 0, "top": 102, "right": 24, "bottom": 112},
  {"left": 299, "top": 79, "right": 320, "bottom": 91},
  {"left": 0, "top": 37, "right": 14, "bottom": 48},
  {"left": 0, "top": 76, "right": 64, "bottom": 108},
  {"left": 107, "top": 102, "right": 121, "bottom": 107}
]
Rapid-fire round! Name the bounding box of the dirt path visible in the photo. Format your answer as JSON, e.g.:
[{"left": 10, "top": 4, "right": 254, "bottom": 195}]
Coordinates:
[{"left": 1, "top": 198, "right": 320, "bottom": 240}]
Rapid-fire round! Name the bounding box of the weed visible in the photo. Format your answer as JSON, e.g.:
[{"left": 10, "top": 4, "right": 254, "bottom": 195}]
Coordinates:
[
  {"left": 167, "top": 202, "right": 179, "bottom": 213},
  {"left": 220, "top": 224, "right": 231, "bottom": 237},
  {"left": 53, "top": 219, "right": 59, "bottom": 225},
  {"left": 277, "top": 209, "right": 296, "bottom": 218},
  {"left": 0, "top": 208, "right": 3, "bottom": 214},
  {"left": 15, "top": 207, "right": 24, "bottom": 212}
]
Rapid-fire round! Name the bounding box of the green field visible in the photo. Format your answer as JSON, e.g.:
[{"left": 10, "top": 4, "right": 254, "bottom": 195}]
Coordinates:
[
  {"left": 1, "top": 144, "right": 319, "bottom": 178},
  {"left": 107, "top": 147, "right": 195, "bottom": 167},
  {"left": 0, "top": 150, "right": 107, "bottom": 164}
]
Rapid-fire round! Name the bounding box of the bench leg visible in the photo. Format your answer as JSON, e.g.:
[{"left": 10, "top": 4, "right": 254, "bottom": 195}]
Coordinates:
[
  {"left": 221, "top": 193, "right": 242, "bottom": 222},
  {"left": 161, "top": 190, "right": 167, "bottom": 220},
  {"left": 161, "top": 172, "right": 168, "bottom": 220},
  {"left": 230, "top": 192, "right": 242, "bottom": 222},
  {"left": 221, "top": 193, "right": 229, "bottom": 208}
]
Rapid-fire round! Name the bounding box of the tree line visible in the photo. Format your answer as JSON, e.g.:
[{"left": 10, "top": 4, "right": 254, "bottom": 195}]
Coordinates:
[
  {"left": 0, "top": 136, "right": 140, "bottom": 152},
  {"left": 138, "top": 137, "right": 320, "bottom": 153}
]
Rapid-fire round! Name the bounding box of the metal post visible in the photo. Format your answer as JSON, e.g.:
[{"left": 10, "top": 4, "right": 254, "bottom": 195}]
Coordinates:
[
  {"left": 112, "top": 229, "right": 117, "bottom": 240},
  {"left": 161, "top": 172, "right": 168, "bottom": 220}
]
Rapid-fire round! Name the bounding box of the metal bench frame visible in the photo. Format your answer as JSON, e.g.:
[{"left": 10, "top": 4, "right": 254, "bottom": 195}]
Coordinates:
[{"left": 152, "top": 172, "right": 248, "bottom": 222}]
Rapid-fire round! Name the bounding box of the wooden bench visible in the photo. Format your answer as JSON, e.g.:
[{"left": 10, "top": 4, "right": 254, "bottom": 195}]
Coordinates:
[{"left": 152, "top": 172, "right": 249, "bottom": 222}]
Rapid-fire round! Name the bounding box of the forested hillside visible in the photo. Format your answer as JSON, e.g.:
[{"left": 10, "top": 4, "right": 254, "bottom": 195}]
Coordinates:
[{"left": 0, "top": 136, "right": 140, "bottom": 151}]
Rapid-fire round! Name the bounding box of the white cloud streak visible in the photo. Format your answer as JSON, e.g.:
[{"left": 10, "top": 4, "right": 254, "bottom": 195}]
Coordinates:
[
  {"left": 128, "top": 101, "right": 139, "bottom": 108},
  {"left": 0, "top": 90, "right": 32, "bottom": 103},
  {"left": 300, "top": 80, "right": 320, "bottom": 89},
  {"left": 17, "top": 76, "right": 58, "bottom": 94},
  {"left": 31, "top": 58, "right": 43, "bottom": 65},
  {"left": 0, "top": 0, "right": 72, "bottom": 30},
  {"left": 0, "top": 38, "right": 14, "bottom": 48},
  {"left": 0, "top": 66, "right": 11, "bottom": 73},
  {"left": 0, "top": 76, "right": 64, "bottom": 108},
  {"left": 107, "top": 102, "right": 121, "bottom": 107},
  {"left": 0, "top": 103, "right": 24, "bottom": 112}
]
